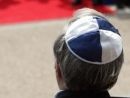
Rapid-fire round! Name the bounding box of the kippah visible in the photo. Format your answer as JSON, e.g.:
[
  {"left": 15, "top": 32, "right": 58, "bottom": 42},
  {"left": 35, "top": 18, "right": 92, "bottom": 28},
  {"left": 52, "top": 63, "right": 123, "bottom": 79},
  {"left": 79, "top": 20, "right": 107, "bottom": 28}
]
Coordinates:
[{"left": 65, "top": 16, "right": 122, "bottom": 64}]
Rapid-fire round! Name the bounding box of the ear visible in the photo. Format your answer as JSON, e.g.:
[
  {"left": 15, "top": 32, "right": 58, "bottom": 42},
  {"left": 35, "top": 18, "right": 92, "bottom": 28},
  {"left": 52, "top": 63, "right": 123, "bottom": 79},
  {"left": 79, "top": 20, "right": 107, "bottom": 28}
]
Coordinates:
[
  {"left": 54, "top": 59, "right": 67, "bottom": 90},
  {"left": 55, "top": 59, "right": 62, "bottom": 80}
]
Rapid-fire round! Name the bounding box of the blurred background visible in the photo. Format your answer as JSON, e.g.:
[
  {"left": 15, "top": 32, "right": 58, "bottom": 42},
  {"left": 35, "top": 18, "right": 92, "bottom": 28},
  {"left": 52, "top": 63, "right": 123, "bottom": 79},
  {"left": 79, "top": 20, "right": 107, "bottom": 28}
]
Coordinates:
[{"left": 0, "top": 0, "right": 130, "bottom": 98}]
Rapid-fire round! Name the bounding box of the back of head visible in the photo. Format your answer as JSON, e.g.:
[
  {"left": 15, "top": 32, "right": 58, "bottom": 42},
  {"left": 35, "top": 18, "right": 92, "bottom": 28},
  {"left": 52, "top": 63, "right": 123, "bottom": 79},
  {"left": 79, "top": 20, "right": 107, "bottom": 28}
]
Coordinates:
[{"left": 53, "top": 8, "right": 124, "bottom": 93}]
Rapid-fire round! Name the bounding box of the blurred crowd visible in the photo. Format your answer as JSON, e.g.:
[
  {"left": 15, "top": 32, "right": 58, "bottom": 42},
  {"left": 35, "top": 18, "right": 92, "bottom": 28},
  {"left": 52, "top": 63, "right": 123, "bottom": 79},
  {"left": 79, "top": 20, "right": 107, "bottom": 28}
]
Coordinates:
[{"left": 72, "top": 0, "right": 130, "bottom": 15}]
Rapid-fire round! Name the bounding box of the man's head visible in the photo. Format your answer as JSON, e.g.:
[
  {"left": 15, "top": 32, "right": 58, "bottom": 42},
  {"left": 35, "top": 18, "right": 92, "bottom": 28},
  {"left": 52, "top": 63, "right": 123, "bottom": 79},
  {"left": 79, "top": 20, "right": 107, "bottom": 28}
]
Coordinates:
[{"left": 53, "top": 8, "right": 124, "bottom": 93}]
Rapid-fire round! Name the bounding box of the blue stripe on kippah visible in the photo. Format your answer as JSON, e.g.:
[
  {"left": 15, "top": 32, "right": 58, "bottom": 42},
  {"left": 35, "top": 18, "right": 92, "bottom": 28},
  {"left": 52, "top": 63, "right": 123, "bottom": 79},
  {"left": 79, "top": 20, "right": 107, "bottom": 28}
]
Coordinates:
[
  {"left": 68, "top": 30, "right": 102, "bottom": 62},
  {"left": 94, "top": 17, "right": 120, "bottom": 35}
]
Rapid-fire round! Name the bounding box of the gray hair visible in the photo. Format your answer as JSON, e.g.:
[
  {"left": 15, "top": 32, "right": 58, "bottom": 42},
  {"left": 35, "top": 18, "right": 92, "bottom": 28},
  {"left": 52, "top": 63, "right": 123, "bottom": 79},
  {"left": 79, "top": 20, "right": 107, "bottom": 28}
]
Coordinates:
[{"left": 53, "top": 8, "right": 124, "bottom": 92}]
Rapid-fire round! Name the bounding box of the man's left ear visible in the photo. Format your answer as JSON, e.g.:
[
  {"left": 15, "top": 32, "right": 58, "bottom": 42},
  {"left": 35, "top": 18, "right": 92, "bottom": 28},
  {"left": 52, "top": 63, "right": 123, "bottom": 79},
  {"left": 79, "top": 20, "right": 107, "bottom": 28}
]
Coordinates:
[
  {"left": 55, "top": 59, "right": 62, "bottom": 79},
  {"left": 54, "top": 59, "right": 67, "bottom": 90}
]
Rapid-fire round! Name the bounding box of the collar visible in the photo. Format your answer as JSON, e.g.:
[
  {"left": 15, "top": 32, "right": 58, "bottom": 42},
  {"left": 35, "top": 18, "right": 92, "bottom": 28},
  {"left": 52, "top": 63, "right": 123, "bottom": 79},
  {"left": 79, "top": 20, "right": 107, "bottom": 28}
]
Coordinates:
[
  {"left": 54, "top": 90, "right": 63, "bottom": 98},
  {"left": 54, "top": 90, "right": 110, "bottom": 98}
]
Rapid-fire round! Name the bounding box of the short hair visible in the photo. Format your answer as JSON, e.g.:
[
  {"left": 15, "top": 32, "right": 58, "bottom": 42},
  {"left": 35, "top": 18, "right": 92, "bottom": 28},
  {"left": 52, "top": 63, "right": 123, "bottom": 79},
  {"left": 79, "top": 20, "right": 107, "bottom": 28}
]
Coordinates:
[{"left": 53, "top": 8, "right": 124, "bottom": 92}]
